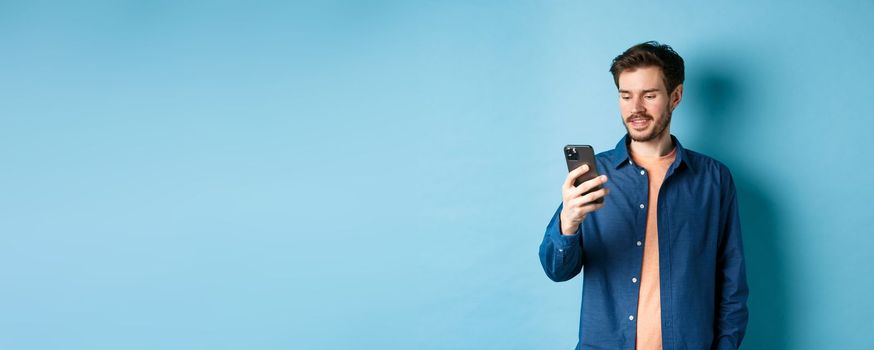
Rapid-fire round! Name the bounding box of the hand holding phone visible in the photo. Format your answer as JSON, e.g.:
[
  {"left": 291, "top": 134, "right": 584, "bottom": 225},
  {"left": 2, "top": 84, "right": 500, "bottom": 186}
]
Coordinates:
[{"left": 560, "top": 145, "right": 609, "bottom": 235}]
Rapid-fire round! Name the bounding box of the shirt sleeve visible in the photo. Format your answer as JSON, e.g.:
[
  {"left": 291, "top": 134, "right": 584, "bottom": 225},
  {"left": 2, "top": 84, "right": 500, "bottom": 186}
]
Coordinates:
[
  {"left": 712, "top": 169, "right": 750, "bottom": 349},
  {"left": 538, "top": 203, "right": 584, "bottom": 282}
]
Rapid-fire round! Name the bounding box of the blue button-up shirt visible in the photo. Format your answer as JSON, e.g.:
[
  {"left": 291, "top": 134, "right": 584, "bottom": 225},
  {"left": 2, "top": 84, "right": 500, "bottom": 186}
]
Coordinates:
[{"left": 539, "top": 134, "right": 749, "bottom": 350}]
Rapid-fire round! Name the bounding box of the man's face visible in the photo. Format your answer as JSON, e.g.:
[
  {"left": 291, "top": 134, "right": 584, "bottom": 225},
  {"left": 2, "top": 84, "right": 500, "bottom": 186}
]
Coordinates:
[{"left": 617, "top": 66, "right": 678, "bottom": 142}]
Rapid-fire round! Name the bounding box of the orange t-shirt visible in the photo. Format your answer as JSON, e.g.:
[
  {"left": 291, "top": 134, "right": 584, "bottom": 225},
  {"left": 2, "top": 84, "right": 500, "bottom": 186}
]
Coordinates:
[{"left": 630, "top": 146, "right": 677, "bottom": 350}]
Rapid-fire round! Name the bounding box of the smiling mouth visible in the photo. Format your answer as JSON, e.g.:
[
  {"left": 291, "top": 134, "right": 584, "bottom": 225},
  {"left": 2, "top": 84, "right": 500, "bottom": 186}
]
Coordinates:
[{"left": 628, "top": 118, "right": 651, "bottom": 129}]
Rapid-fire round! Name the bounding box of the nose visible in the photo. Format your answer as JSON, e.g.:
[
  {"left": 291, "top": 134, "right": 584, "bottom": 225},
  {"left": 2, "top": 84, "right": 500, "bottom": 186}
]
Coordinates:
[{"left": 631, "top": 96, "right": 646, "bottom": 114}]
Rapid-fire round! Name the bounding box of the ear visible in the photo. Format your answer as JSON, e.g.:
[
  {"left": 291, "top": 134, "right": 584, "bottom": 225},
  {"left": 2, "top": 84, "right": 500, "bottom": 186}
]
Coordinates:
[{"left": 670, "top": 84, "right": 684, "bottom": 111}]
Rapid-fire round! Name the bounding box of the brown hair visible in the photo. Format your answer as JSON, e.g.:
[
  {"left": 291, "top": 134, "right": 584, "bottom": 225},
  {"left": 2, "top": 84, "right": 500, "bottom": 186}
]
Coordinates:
[{"left": 609, "top": 41, "right": 685, "bottom": 94}]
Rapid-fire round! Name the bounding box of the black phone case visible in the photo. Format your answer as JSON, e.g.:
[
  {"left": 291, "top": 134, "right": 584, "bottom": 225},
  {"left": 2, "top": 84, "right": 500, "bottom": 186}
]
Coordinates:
[{"left": 564, "top": 144, "right": 604, "bottom": 204}]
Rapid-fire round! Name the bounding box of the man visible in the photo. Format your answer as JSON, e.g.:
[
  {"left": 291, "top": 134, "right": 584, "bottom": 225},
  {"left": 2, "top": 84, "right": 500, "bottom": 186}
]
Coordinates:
[{"left": 538, "top": 41, "right": 749, "bottom": 349}]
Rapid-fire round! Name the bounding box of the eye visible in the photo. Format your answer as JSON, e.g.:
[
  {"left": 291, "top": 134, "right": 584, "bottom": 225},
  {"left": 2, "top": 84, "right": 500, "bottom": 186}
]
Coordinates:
[
  {"left": 645, "top": 95, "right": 656, "bottom": 100},
  {"left": 621, "top": 95, "right": 631, "bottom": 100}
]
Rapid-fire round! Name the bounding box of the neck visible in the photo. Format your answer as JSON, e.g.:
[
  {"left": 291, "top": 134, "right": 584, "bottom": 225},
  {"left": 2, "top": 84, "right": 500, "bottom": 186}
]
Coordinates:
[{"left": 629, "top": 128, "right": 674, "bottom": 158}]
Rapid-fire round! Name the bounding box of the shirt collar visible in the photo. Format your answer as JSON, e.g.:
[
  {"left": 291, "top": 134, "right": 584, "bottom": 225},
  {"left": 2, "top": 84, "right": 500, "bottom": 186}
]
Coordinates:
[{"left": 611, "top": 133, "right": 695, "bottom": 172}]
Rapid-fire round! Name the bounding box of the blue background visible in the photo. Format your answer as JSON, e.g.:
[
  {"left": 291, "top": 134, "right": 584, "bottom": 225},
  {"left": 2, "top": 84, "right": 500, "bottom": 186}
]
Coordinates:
[{"left": 1, "top": 1, "right": 872, "bottom": 349}]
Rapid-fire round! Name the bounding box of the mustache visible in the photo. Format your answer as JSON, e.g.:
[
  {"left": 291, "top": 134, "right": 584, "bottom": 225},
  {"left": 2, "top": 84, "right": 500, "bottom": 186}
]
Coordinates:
[{"left": 626, "top": 113, "right": 653, "bottom": 122}]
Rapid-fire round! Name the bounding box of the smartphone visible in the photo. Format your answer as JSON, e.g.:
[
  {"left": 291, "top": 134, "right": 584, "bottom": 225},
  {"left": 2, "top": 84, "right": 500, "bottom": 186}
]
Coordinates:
[{"left": 564, "top": 144, "right": 603, "bottom": 204}]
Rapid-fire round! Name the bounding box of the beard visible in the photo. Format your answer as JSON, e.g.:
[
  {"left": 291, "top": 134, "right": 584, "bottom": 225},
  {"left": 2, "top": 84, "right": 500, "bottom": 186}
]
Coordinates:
[{"left": 623, "top": 109, "right": 672, "bottom": 142}]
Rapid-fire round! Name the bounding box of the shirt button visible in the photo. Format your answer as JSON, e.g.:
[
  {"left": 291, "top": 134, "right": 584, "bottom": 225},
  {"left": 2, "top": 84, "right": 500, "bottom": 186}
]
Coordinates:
[
  {"left": 640, "top": 170, "right": 645, "bottom": 175},
  {"left": 636, "top": 241, "right": 642, "bottom": 246},
  {"left": 632, "top": 277, "right": 638, "bottom": 283},
  {"left": 558, "top": 249, "right": 563, "bottom": 252},
  {"left": 629, "top": 315, "right": 635, "bottom": 321},
  {"left": 629, "top": 160, "right": 633, "bottom": 165},
  {"left": 639, "top": 204, "right": 645, "bottom": 209}
]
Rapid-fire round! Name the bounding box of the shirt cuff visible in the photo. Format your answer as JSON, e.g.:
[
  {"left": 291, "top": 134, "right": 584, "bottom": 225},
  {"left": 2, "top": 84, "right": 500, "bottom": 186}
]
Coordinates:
[{"left": 549, "top": 219, "right": 582, "bottom": 251}]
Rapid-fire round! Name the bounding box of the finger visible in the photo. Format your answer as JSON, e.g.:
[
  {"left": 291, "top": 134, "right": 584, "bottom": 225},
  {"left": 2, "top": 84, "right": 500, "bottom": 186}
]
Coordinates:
[
  {"left": 566, "top": 196, "right": 590, "bottom": 209},
  {"left": 563, "top": 164, "right": 590, "bottom": 189},
  {"left": 567, "top": 189, "right": 605, "bottom": 208},
  {"left": 579, "top": 201, "right": 606, "bottom": 214},
  {"left": 565, "top": 198, "right": 605, "bottom": 218},
  {"left": 572, "top": 174, "right": 608, "bottom": 196},
  {"left": 569, "top": 188, "right": 609, "bottom": 208},
  {"left": 580, "top": 187, "right": 609, "bottom": 204}
]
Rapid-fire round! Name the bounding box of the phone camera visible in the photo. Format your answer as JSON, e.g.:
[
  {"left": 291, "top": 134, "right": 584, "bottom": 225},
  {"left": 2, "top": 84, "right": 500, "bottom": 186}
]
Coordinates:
[{"left": 565, "top": 147, "right": 579, "bottom": 160}]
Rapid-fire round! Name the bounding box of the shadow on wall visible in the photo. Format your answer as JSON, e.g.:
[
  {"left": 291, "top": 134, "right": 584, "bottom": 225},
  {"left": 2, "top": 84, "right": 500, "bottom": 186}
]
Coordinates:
[{"left": 687, "top": 56, "right": 791, "bottom": 350}]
